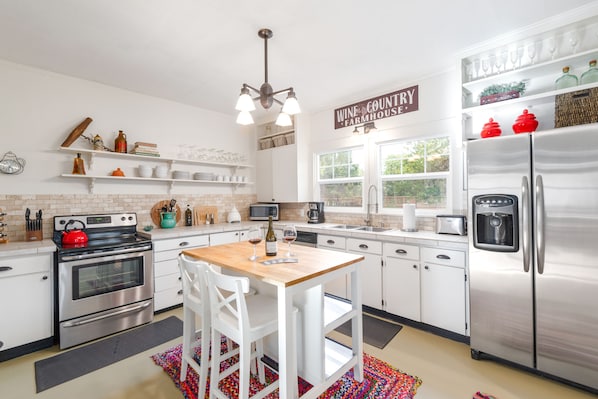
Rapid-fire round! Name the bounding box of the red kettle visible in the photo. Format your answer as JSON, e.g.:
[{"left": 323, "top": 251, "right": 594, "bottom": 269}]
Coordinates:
[{"left": 62, "top": 219, "right": 88, "bottom": 245}]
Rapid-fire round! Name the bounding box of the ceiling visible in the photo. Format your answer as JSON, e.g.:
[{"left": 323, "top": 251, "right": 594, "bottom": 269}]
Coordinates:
[{"left": 0, "top": 0, "right": 596, "bottom": 120}]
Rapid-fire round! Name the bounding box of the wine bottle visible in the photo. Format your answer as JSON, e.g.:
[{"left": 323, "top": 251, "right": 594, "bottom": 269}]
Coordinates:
[
  {"left": 265, "top": 216, "right": 278, "bottom": 256},
  {"left": 185, "top": 205, "right": 192, "bottom": 226}
]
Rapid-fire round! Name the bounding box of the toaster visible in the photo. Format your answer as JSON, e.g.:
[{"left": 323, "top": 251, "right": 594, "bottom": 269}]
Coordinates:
[{"left": 436, "top": 215, "right": 467, "bottom": 235}]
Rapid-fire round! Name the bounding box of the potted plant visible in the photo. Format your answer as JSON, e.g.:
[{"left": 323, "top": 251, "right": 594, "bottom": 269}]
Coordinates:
[{"left": 479, "top": 81, "right": 526, "bottom": 105}]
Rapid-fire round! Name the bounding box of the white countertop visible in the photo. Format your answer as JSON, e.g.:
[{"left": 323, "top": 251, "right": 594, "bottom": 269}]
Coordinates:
[
  {"left": 139, "top": 220, "right": 468, "bottom": 249},
  {"left": 0, "top": 239, "right": 57, "bottom": 257}
]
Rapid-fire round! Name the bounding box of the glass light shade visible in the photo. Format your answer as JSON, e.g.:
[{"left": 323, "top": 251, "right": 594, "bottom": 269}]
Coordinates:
[
  {"left": 275, "top": 111, "right": 293, "bottom": 127},
  {"left": 352, "top": 127, "right": 360, "bottom": 135},
  {"left": 236, "top": 111, "right": 254, "bottom": 125},
  {"left": 282, "top": 93, "right": 301, "bottom": 115},
  {"left": 235, "top": 92, "right": 256, "bottom": 112}
]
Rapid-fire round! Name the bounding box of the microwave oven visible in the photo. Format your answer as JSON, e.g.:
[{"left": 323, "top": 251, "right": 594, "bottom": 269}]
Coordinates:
[{"left": 249, "top": 203, "right": 279, "bottom": 221}]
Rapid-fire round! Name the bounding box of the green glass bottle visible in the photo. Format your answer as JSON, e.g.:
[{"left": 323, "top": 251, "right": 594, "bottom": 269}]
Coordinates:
[
  {"left": 580, "top": 60, "right": 598, "bottom": 85},
  {"left": 555, "top": 66, "right": 578, "bottom": 90}
]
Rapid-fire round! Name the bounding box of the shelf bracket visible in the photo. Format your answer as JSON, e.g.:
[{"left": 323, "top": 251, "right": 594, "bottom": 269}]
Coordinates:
[
  {"left": 169, "top": 180, "right": 175, "bottom": 194},
  {"left": 89, "top": 177, "right": 96, "bottom": 194},
  {"left": 88, "top": 153, "right": 96, "bottom": 169}
]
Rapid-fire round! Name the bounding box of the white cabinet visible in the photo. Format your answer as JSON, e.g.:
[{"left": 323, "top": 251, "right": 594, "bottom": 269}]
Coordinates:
[
  {"left": 420, "top": 247, "right": 467, "bottom": 335},
  {"left": 317, "top": 234, "right": 348, "bottom": 299},
  {"left": 347, "top": 237, "right": 382, "bottom": 310},
  {"left": 459, "top": 15, "right": 598, "bottom": 140},
  {"left": 382, "top": 243, "right": 420, "bottom": 321},
  {"left": 0, "top": 253, "right": 53, "bottom": 357},
  {"left": 209, "top": 230, "right": 248, "bottom": 246},
  {"left": 255, "top": 115, "right": 310, "bottom": 202},
  {"left": 153, "top": 235, "right": 209, "bottom": 311}
]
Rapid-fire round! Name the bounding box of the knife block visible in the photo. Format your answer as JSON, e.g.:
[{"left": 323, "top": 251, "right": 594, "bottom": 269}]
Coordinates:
[{"left": 26, "top": 229, "right": 43, "bottom": 241}]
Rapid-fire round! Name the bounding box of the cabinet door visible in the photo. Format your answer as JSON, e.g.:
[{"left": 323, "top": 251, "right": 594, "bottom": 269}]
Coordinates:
[
  {"left": 256, "top": 149, "right": 274, "bottom": 202},
  {"left": 384, "top": 257, "right": 421, "bottom": 321},
  {"left": 348, "top": 251, "right": 382, "bottom": 309},
  {"left": 0, "top": 271, "right": 53, "bottom": 350},
  {"left": 421, "top": 263, "right": 466, "bottom": 334},
  {"left": 271, "top": 144, "right": 298, "bottom": 202}
]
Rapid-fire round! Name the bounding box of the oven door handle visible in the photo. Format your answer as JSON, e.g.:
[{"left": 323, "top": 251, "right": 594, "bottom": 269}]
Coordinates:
[
  {"left": 61, "top": 300, "right": 152, "bottom": 328},
  {"left": 60, "top": 244, "right": 152, "bottom": 261}
]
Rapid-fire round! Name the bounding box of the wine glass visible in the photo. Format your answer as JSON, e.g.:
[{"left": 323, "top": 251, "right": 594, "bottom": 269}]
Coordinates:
[
  {"left": 247, "top": 227, "right": 262, "bottom": 261},
  {"left": 473, "top": 58, "right": 481, "bottom": 79},
  {"left": 510, "top": 49, "right": 518, "bottom": 70},
  {"left": 547, "top": 37, "right": 557, "bottom": 60},
  {"left": 527, "top": 42, "right": 537, "bottom": 65},
  {"left": 568, "top": 30, "right": 579, "bottom": 54},
  {"left": 499, "top": 49, "right": 508, "bottom": 73},
  {"left": 481, "top": 58, "right": 490, "bottom": 77},
  {"left": 282, "top": 225, "right": 297, "bottom": 257}
]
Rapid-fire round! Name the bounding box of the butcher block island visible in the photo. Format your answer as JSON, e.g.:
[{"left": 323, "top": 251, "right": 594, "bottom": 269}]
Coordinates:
[{"left": 183, "top": 242, "right": 365, "bottom": 399}]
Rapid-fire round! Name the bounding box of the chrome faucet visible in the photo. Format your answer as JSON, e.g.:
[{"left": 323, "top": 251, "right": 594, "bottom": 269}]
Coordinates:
[{"left": 365, "top": 184, "right": 378, "bottom": 226}]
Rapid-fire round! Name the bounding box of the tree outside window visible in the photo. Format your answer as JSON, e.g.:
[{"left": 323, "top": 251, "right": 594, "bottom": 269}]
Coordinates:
[
  {"left": 380, "top": 137, "right": 449, "bottom": 209},
  {"left": 318, "top": 148, "right": 364, "bottom": 208}
]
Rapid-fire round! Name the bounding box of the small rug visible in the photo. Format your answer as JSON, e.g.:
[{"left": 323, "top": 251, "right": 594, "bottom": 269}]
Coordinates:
[
  {"left": 335, "top": 313, "right": 403, "bottom": 349},
  {"left": 152, "top": 341, "right": 421, "bottom": 399},
  {"left": 35, "top": 316, "right": 183, "bottom": 393}
]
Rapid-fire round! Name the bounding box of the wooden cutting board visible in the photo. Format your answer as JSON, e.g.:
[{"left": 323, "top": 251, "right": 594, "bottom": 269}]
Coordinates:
[
  {"left": 151, "top": 200, "right": 182, "bottom": 227},
  {"left": 193, "top": 206, "right": 218, "bottom": 225}
]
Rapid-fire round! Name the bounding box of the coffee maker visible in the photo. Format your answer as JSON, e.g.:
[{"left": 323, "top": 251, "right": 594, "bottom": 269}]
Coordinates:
[{"left": 307, "top": 202, "right": 325, "bottom": 224}]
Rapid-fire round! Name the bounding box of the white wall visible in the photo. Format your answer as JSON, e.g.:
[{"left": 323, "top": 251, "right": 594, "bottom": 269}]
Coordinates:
[
  {"left": 0, "top": 59, "right": 255, "bottom": 195},
  {"left": 308, "top": 68, "right": 465, "bottom": 214}
]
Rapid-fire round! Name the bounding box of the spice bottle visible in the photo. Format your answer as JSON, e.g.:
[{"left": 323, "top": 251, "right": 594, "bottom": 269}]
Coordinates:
[
  {"left": 555, "top": 66, "right": 578, "bottom": 90},
  {"left": 72, "top": 153, "right": 86, "bottom": 175},
  {"left": 185, "top": 205, "right": 192, "bottom": 226},
  {"left": 114, "top": 130, "right": 127, "bottom": 153},
  {"left": 580, "top": 60, "right": 598, "bottom": 85}
]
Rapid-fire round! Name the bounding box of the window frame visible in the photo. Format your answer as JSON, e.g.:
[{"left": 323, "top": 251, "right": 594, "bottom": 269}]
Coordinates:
[{"left": 316, "top": 146, "right": 365, "bottom": 212}]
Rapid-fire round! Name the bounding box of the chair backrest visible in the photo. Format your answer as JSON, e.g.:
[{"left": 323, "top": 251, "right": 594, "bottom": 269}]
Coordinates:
[
  {"left": 206, "top": 267, "right": 251, "bottom": 336},
  {"left": 178, "top": 254, "right": 210, "bottom": 312}
]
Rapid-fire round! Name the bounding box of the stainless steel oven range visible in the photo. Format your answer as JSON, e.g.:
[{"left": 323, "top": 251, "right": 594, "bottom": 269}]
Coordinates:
[{"left": 52, "top": 213, "right": 153, "bottom": 349}]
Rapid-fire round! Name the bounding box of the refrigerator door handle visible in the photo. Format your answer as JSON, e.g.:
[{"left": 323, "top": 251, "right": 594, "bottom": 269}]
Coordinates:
[
  {"left": 521, "top": 176, "right": 531, "bottom": 272},
  {"left": 536, "top": 174, "right": 545, "bottom": 274}
]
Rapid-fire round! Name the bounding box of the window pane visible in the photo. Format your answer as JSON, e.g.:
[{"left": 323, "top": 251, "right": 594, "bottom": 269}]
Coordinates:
[
  {"left": 318, "top": 148, "right": 364, "bottom": 180},
  {"left": 320, "top": 166, "right": 333, "bottom": 180},
  {"left": 320, "top": 182, "right": 363, "bottom": 207},
  {"left": 382, "top": 178, "right": 447, "bottom": 209}
]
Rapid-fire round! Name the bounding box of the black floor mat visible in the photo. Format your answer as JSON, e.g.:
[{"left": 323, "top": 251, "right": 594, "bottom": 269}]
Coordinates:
[
  {"left": 335, "top": 313, "right": 402, "bottom": 349},
  {"left": 34, "top": 316, "right": 183, "bottom": 393}
]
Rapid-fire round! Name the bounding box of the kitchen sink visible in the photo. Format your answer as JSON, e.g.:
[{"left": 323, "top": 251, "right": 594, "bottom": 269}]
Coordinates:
[
  {"left": 355, "top": 226, "right": 394, "bottom": 232},
  {"left": 329, "top": 224, "right": 361, "bottom": 229}
]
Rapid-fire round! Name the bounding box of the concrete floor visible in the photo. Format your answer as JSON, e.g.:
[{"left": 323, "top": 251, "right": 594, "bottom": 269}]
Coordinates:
[{"left": 1, "top": 307, "right": 596, "bottom": 399}]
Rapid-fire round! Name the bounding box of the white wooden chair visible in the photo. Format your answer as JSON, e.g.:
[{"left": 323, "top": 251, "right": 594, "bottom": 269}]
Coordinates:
[
  {"left": 178, "top": 254, "right": 237, "bottom": 398},
  {"left": 206, "top": 266, "right": 296, "bottom": 399}
]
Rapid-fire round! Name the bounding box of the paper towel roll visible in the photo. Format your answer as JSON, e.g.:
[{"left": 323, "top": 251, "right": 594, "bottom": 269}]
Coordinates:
[{"left": 403, "top": 204, "right": 417, "bottom": 231}]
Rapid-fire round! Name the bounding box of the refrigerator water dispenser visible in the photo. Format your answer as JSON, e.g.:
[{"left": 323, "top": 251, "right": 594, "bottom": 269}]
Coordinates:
[{"left": 473, "top": 194, "right": 518, "bottom": 252}]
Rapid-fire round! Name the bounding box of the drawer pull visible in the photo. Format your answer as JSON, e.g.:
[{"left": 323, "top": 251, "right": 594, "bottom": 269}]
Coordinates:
[
  {"left": 42, "top": 275, "right": 48, "bottom": 280},
  {"left": 327, "top": 239, "right": 335, "bottom": 245},
  {"left": 358, "top": 244, "right": 369, "bottom": 250},
  {"left": 177, "top": 289, "right": 184, "bottom": 295},
  {"left": 424, "top": 265, "right": 430, "bottom": 270},
  {"left": 395, "top": 249, "right": 407, "bottom": 254},
  {"left": 179, "top": 241, "right": 190, "bottom": 247},
  {"left": 412, "top": 264, "right": 418, "bottom": 269},
  {"left": 0, "top": 266, "right": 13, "bottom": 272},
  {"left": 436, "top": 254, "right": 451, "bottom": 260}
]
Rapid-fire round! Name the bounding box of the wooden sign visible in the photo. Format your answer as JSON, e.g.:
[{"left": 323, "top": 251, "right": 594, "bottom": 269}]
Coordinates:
[{"left": 334, "top": 85, "right": 418, "bottom": 129}]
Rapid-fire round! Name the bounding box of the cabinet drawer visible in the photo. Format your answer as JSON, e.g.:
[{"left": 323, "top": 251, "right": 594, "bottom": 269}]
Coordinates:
[
  {"left": 0, "top": 253, "right": 52, "bottom": 277},
  {"left": 155, "top": 272, "right": 182, "bottom": 292},
  {"left": 317, "top": 234, "right": 346, "bottom": 250},
  {"left": 421, "top": 247, "right": 465, "bottom": 268},
  {"left": 154, "top": 259, "right": 179, "bottom": 277},
  {"left": 347, "top": 238, "right": 382, "bottom": 255},
  {"left": 153, "top": 235, "right": 209, "bottom": 252},
  {"left": 154, "top": 287, "right": 184, "bottom": 311},
  {"left": 383, "top": 242, "right": 419, "bottom": 260}
]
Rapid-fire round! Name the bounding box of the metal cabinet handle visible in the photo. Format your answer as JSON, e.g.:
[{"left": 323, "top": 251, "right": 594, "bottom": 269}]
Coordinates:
[
  {"left": 177, "top": 289, "right": 184, "bottom": 295},
  {"left": 395, "top": 249, "right": 407, "bottom": 254},
  {"left": 536, "top": 174, "right": 545, "bottom": 275},
  {"left": 424, "top": 265, "right": 429, "bottom": 270},
  {"left": 522, "top": 175, "right": 531, "bottom": 273},
  {"left": 0, "top": 266, "right": 13, "bottom": 272},
  {"left": 436, "top": 254, "right": 450, "bottom": 260},
  {"left": 327, "top": 239, "right": 335, "bottom": 245},
  {"left": 358, "top": 244, "right": 369, "bottom": 249},
  {"left": 412, "top": 264, "right": 418, "bottom": 269},
  {"left": 179, "top": 241, "right": 190, "bottom": 247},
  {"left": 42, "top": 275, "right": 48, "bottom": 280}
]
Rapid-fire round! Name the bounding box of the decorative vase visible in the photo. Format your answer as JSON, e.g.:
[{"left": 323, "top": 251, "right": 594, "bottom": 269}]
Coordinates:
[{"left": 160, "top": 212, "right": 177, "bottom": 228}]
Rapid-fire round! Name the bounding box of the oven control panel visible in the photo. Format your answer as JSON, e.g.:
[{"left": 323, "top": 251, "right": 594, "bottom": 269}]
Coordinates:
[{"left": 54, "top": 213, "right": 137, "bottom": 231}]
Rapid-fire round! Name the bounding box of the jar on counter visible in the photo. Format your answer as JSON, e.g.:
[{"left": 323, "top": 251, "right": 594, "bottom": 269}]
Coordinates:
[{"left": 580, "top": 60, "right": 598, "bottom": 85}]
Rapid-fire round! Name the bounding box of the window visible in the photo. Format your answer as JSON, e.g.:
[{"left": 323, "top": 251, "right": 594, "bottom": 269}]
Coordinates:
[
  {"left": 317, "top": 147, "right": 364, "bottom": 208},
  {"left": 379, "top": 136, "right": 449, "bottom": 210}
]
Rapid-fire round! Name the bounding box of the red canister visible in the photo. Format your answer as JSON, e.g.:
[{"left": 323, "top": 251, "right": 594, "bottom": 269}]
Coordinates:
[
  {"left": 480, "top": 118, "right": 501, "bottom": 138},
  {"left": 512, "top": 109, "right": 538, "bottom": 134}
]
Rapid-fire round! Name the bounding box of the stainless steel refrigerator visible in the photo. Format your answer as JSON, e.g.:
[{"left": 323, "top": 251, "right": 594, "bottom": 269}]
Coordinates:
[{"left": 467, "top": 124, "right": 598, "bottom": 391}]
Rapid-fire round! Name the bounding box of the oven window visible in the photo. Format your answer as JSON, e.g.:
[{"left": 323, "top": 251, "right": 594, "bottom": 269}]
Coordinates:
[{"left": 72, "top": 257, "right": 144, "bottom": 300}]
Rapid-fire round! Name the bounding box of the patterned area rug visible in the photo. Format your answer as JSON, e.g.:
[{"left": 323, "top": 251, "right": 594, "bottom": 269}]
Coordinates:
[{"left": 151, "top": 341, "right": 421, "bottom": 399}]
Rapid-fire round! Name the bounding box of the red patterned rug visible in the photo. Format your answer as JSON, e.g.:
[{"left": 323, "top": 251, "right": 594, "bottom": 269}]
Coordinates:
[{"left": 151, "top": 341, "right": 421, "bottom": 399}]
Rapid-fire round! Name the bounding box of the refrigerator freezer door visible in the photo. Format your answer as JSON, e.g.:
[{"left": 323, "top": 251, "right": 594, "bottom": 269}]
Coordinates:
[
  {"left": 534, "top": 126, "right": 598, "bottom": 390},
  {"left": 468, "top": 134, "right": 534, "bottom": 368}
]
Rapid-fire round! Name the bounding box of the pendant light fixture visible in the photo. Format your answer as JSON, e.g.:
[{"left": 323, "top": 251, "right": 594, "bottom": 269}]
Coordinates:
[
  {"left": 352, "top": 122, "right": 377, "bottom": 135},
  {"left": 235, "top": 28, "right": 301, "bottom": 126}
]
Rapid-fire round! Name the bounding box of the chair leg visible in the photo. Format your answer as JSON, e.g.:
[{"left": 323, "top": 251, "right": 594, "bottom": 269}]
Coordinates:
[
  {"left": 210, "top": 329, "right": 222, "bottom": 398},
  {"left": 255, "top": 339, "right": 266, "bottom": 384},
  {"left": 180, "top": 306, "right": 194, "bottom": 382},
  {"left": 239, "top": 337, "right": 252, "bottom": 399},
  {"left": 197, "top": 319, "right": 210, "bottom": 398}
]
